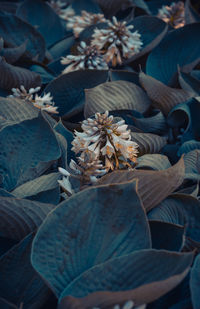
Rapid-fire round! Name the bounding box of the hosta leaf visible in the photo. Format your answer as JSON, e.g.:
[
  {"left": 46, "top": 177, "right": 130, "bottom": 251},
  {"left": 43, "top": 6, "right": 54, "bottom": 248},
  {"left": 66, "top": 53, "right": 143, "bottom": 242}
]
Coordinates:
[
  {"left": 72, "top": 0, "right": 101, "bottom": 14},
  {"left": 0, "top": 189, "right": 14, "bottom": 198},
  {"left": 179, "top": 140, "right": 200, "bottom": 156},
  {"left": 109, "top": 70, "right": 140, "bottom": 86},
  {"left": 59, "top": 250, "right": 193, "bottom": 307},
  {"left": 31, "top": 181, "right": 151, "bottom": 297},
  {"left": 182, "top": 149, "right": 200, "bottom": 181},
  {"left": 0, "top": 113, "right": 61, "bottom": 191},
  {"left": 0, "top": 196, "right": 54, "bottom": 241},
  {"left": 96, "top": 0, "right": 129, "bottom": 16},
  {"left": 12, "top": 172, "right": 61, "bottom": 205},
  {"left": 0, "top": 40, "right": 27, "bottom": 64},
  {"left": 125, "top": 16, "right": 168, "bottom": 63},
  {"left": 0, "top": 236, "right": 17, "bottom": 257},
  {"left": 131, "top": 132, "right": 167, "bottom": 156},
  {"left": 0, "top": 233, "right": 50, "bottom": 309},
  {"left": 0, "top": 11, "right": 45, "bottom": 62},
  {"left": 149, "top": 220, "right": 184, "bottom": 251},
  {"left": 178, "top": 70, "right": 200, "bottom": 96},
  {"left": 133, "top": 111, "right": 168, "bottom": 135},
  {"left": 0, "top": 57, "right": 41, "bottom": 91},
  {"left": 84, "top": 80, "right": 151, "bottom": 118},
  {"left": 185, "top": 0, "right": 200, "bottom": 24},
  {"left": 139, "top": 72, "right": 192, "bottom": 115},
  {"left": 167, "top": 98, "right": 200, "bottom": 142},
  {"left": 137, "top": 154, "right": 171, "bottom": 170},
  {"left": 0, "top": 97, "right": 38, "bottom": 123},
  {"left": 190, "top": 253, "right": 200, "bottom": 309},
  {"left": 148, "top": 194, "right": 200, "bottom": 245},
  {"left": 98, "top": 157, "right": 185, "bottom": 211},
  {"left": 146, "top": 23, "right": 200, "bottom": 85},
  {"left": 17, "top": 0, "right": 66, "bottom": 47},
  {"left": 44, "top": 70, "right": 109, "bottom": 116},
  {"left": 29, "top": 64, "right": 55, "bottom": 84},
  {"left": 48, "top": 34, "right": 75, "bottom": 59}
]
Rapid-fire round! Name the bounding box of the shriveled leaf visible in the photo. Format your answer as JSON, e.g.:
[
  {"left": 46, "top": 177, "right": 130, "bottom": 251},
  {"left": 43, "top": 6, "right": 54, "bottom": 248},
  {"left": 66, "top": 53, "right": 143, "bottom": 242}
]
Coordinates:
[
  {"left": 148, "top": 193, "right": 200, "bottom": 245},
  {"left": 131, "top": 132, "right": 167, "bottom": 156},
  {"left": 137, "top": 154, "right": 171, "bottom": 171},
  {"left": 59, "top": 250, "right": 193, "bottom": 307},
  {"left": 12, "top": 172, "right": 61, "bottom": 205},
  {"left": 0, "top": 57, "right": 41, "bottom": 91},
  {"left": 0, "top": 11, "right": 45, "bottom": 61},
  {"left": 190, "top": 253, "right": 200, "bottom": 309},
  {"left": 98, "top": 157, "right": 185, "bottom": 211},
  {"left": 31, "top": 181, "right": 151, "bottom": 297},
  {"left": 84, "top": 80, "right": 151, "bottom": 118},
  {"left": 0, "top": 113, "right": 61, "bottom": 191},
  {"left": 0, "top": 233, "right": 50, "bottom": 309},
  {"left": 149, "top": 220, "right": 184, "bottom": 252},
  {"left": 0, "top": 196, "right": 54, "bottom": 241},
  {"left": 125, "top": 16, "right": 168, "bottom": 63},
  {"left": 146, "top": 23, "right": 200, "bottom": 85},
  {"left": 44, "top": 70, "right": 109, "bottom": 116},
  {"left": 17, "top": 0, "right": 65, "bottom": 47},
  {"left": 139, "top": 72, "right": 192, "bottom": 115}
]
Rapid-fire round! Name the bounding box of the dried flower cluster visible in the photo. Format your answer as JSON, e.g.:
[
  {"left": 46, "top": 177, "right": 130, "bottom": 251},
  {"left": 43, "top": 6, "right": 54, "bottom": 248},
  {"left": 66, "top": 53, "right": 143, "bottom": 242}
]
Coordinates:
[
  {"left": 72, "top": 111, "right": 139, "bottom": 171},
  {"left": 48, "top": 0, "right": 75, "bottom": 20},
  {"left": 91, "top": 16, "right": 143, "bottom": 66},
  {"left": 157, "top": 1, "right": 185, "bottom": 29},
  {"left": 9, "top": 85, "right": 58, "bottom": 114},
  {"left": 93, "top": 301, "right": 146, "bottom": 309},
  {"left": 67, "top": 10, "right": 107, "bottom": 37},
  {"left": 61, "top": 41, "right": 108, "bottom": 74}
]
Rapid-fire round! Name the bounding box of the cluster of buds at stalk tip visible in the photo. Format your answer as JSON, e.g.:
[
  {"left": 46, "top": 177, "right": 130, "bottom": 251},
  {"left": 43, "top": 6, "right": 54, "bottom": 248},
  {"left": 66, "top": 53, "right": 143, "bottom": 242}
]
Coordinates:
[
  {"left": 72, "top": 111, "right": 139, "bottom": 171},
  {"left": 58, "top": 111, "right": 139, "bottom": 194},
  {"left": 61, "top": 41, "right": 108, "bottom": 74},
  {"left": 9, "top": 85, "right": 58, "bottom": 114},
  {"left": 157, "top": 1, "right": 185, "bottom": 29},
  {"left": 91, "top": 16, "right": 143, "bottom": 66},
  {"left": 66, "top": 10, "right": 107, "bottom": 38},
  {"left": 48, "top": 0, "right": 75, "bottom": 20}
]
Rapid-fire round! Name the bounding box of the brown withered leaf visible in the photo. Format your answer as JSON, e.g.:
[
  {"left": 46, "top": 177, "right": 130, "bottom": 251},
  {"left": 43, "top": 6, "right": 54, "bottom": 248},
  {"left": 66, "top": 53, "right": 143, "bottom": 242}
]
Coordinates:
[
  {"left": 131, "top": 132, "right": 167, "bottom": 156},
  {"left": 139, "top": 72, "right": 192, "bottom": 115},
  {"left": 84, "top": 80, "right": 151, "bottom": 118},
  {"left": 0, "top": 56, "right": 41, "bottom": 90},
  {"left": 98, "top": 157, "right": 185, "bottom": 211}
]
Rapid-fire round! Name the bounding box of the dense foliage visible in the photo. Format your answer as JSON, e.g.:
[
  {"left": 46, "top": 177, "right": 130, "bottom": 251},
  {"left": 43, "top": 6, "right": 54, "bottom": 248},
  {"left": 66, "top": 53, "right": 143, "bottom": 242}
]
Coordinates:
[{"left": 0, "top": 0, "right": 200, "bottom": 308}]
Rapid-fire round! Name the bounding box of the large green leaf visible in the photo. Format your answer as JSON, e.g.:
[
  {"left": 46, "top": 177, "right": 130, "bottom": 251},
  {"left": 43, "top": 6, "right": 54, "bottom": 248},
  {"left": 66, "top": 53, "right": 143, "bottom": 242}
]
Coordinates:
[
  {"left": 146, "top": 23, "right": 200, "bottom": 85},
  {"left": 0, "top": 233, "right": 50, "bottom": 309},
  {"left": 84, "top": 80, "right": 151, "bottom": 118},
  {"left": 31, "top": 181, "right": 151, "bottom": 297},
  {"left": 43, "top": 70, "right": 109, "bottom": 116},
  {"left": 59, "top": 250, "right": 193, "bottom": 307},
  {"left": 17, "top": 0, "right": 66, "bottom": 47},
  {"left": 0, "top": 196, "right": 54, "bottom": 241},
  {"left": 0, "top": 113, "right": 61, "bottom": 191},
  {"left": 0, "top": 11, "right": 45, "bottom": 62}
]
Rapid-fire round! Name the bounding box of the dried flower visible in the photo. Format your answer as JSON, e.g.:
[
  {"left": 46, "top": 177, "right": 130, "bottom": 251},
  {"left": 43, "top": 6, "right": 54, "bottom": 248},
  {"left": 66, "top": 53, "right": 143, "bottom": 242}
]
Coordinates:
[
  {"left": 93, "top": 300, "right": 146, "bottom": 309},
  {"left": 67, "top": 10, "right": 107, "bottom": 38},
  {"left": 91, "top": 16, "right": 143, "bottom": 66},
  {"left": 61, "top": 41, "right": 108, "bottom": 74},
  {"left": 9, "top": 85, "right": 58, "bottom": 114},
  {"left": 72, "top": 111, "right": 139, "bottom": 171},
  {"left": 157, "top": 1, "right": 185, "bottom": 29},
  {"left": 48, "top": 1, "right": 75, "bottom": 20}
]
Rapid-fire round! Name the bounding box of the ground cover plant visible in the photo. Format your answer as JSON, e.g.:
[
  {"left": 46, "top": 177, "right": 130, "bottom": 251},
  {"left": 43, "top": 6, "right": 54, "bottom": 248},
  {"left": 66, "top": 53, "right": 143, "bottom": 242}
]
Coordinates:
[{"left": 0, "top": 0, "right": 200, "bottom": 308}]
